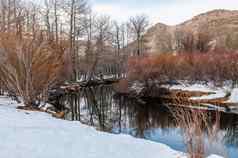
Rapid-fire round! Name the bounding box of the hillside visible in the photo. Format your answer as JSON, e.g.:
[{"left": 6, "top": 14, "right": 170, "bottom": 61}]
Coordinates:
[{"left": 142, "top": 9, "right": 238, "bottom": 53}]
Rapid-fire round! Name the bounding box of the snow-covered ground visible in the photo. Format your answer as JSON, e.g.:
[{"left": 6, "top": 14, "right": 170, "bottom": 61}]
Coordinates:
[
  {"left": 170, "top": 83, "right": 238, "bottom": 103},
  {"left": 0, "top": 96, "right": 223, "bottom": 158},
  {"left": 227, "top": 88, "right": 238, "bottom": 103},
  {"left": 190, "top": 89, "right": 227, "bottom": 100},
  {"left": 170, "top": 83, "right": 217, "bottom": 93}
]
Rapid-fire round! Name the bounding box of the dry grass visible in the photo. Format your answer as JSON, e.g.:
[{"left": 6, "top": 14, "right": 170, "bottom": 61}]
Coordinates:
[{"left": 170, "top": 107, "right": 225, "bottom": 158}]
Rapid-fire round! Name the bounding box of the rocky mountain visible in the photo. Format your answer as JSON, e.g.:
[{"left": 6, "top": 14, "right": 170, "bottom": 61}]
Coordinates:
[{"left": 143, "top": 9, "right": 238, "bottom": 53}]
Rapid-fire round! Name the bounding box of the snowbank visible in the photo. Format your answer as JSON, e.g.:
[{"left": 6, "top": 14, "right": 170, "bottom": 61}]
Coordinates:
[
  {"left": 170, "top": 83, "right": 216, "bottom": 93},
  {"left": 0, "top": 96, "right": 223, "bottom": 158},
  {"left": 227, "top": 88, "right": 238, "bottom": 103},
  {"left": 170, "top": 83, "right": 232, "bottom": 101},
  {"left": 191, "top": 90, "right": 227, "bottom": 100}
]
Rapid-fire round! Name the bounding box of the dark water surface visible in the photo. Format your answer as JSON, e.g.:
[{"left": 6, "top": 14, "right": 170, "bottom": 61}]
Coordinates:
[{"left": 57, "top": 85, "right": 238, "bottom": 158}]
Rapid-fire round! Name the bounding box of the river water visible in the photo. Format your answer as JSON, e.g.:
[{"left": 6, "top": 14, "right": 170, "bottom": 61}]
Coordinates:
[{"left": 57, "top": 85, "right": 238, "bottom": 158}]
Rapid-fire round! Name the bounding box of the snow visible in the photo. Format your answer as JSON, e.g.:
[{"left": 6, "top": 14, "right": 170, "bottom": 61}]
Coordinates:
[
  {"left": 0, "top": 96, "right": 223, "bottom": 158},
  {"left": 170, "top": 83, "right": 216, "bottom": 93},
  {"left": 207, "top": 155, "right": 225, "bottom": 158},
  {"left": 130, "top": 82, "right": 144, "bottom": 94},
  {"left": 170, "top": 83, "right": 233, "bottom": 101},
  {"left": 39, "top": 103, "right": 54, "bottom": 111},
  {"left": 227, "top": 88, "right": 238, "bottom": 103},
  {"left": 0, "top": 96, "right": 183, "bottom": 158},
  {"left": 190, "top": 90, "right": 227, "bottom": 100},
  {"left": 169, "top": 82, "right": 238, "bottom": 111}
]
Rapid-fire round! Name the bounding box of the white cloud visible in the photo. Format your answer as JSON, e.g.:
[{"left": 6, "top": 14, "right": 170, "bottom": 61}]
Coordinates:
[{"left": 93, "top": 4, "right": 141, "bottom": 22}]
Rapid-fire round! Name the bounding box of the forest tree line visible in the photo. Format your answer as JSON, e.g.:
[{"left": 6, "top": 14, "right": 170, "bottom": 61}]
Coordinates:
[
  {"left": 0, "top": 0, "right": 237, "bottom": 108},
  {"left": 0, "top": 0, "right": 151, "bottom": 107}
]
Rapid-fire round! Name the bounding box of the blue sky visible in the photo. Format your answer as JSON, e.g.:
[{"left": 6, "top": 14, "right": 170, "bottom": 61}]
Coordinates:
[{"left": 91, "top": 0, "right": 238, "bottom": 25}]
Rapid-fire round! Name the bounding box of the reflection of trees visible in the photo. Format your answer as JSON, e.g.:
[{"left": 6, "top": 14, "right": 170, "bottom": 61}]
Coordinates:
[
  {"left": 61, "top": 85, "right": 238, "bottom": 154},
  {"left": 128, "top": 101, "right": 176, "bottom": 137},
  {"left": 69, "top": 93, "right": 81, "bottom": 121},
  {"left": 81, "top": 86, "right": 115, "bottom": 131},
  {"left": 222, "top": 114, "right": 238, "bottom": 146},
  {"left": 62, "top": 86, "right": 178, "bottom": 134}
]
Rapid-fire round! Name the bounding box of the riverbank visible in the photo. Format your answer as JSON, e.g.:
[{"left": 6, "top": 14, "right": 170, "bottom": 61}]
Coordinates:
[
  {"left": 169, "top": 83, "right": 238, "bottom": 109},
  {"left": 0, "top": 96, "right": 224, "bottom": 158},
  {"left": 114, "top": 80, "right": 238, "bottom": 110}
]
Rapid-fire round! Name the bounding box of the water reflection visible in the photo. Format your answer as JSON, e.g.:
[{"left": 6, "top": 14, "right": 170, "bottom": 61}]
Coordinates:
[{"left": 57, "top": 85, "right": 238, "bottom": 158}]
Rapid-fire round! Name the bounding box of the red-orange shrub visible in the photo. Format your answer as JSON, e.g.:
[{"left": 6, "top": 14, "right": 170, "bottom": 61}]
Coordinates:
[
  {"left": 0, "top": 33, "right": 67, "bottom": 107},
  {"left": 128, "top": 51, "right": 238, "bottom": 84}
]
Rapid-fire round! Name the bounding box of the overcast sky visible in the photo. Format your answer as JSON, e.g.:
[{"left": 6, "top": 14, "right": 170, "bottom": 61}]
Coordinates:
[{"left": 91, "top": 0, "right": 238, "bottom": 25}]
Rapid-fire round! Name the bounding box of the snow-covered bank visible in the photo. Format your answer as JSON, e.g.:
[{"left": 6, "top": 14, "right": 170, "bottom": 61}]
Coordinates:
[
  {"left": 0, "top": 96, "right": 223, "bottom": 158},
  {"left": 170, "top": 83, "right": 238, "bottom": 104},
  {"left": 190, "top": 89, "right": 227, "bottom": 100},
  {"left": 227, "top": 88, "right": 238, "bottom": 103},
  {"left": 170, "top": 83, "right": 217, "bottom": 93}
]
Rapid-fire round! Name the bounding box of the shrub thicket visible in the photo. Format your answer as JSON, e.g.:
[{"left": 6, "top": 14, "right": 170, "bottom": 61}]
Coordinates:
[
  {"left": 0, "top": 33, "right": 68, "bottom": 107},
  {"left": 128, "top": 51, "right": 238, "bottom": 84}
]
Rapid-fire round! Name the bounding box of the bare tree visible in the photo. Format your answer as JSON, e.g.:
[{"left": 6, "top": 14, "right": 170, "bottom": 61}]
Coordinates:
[
  {"left": 128, "top": 14, "right": 149, "bottom": 56},
  {"left": 64, "top": 0, "right": 88, "bottom": 81},
  {"left": 28, "top": 4, "right": 39, "bottom": 38},
  {"left": 86, "top": 15, "right": 111, "bottom": 81},
  {"left": 80, "top": 12, "right": 95, "bottom": 80},
  {"left": 0, "top": 0, "right": 25, "bottom": 34},
  {"left": 111, "top": 21, "right": 128, "bottom": 78},
  {"left": 43, "top": 0, "right": 52, "bottom": 40},
  {"left": 53, "top": 0, "right": 59, "bottom": 43},
  {"left": 83, "top": 11, "right": 94, "bottom": 59},
  {"left": 112, "top": 21, "right": 122, "bottom": 56},
  {"left": 0, "top": 0, "right": 7, "bottom": 32},
  {"left": 112, "top": 22, "right": 128, "bottom": 56}
]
